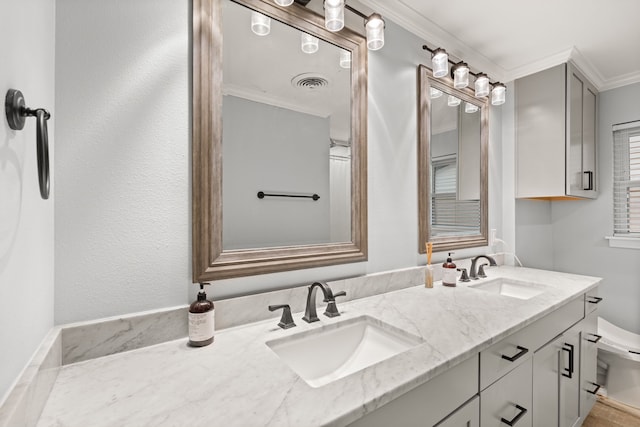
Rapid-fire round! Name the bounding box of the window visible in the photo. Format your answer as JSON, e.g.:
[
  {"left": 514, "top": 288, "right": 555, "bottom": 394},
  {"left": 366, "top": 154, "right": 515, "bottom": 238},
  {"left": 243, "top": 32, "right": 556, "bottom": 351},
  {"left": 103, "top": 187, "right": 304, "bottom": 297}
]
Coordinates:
[
  {"left": 611, "top": 122, "right": 640, "bottom": 248},
  {"left": 431, "top": 156, "right": 480, "bottom": 236}
]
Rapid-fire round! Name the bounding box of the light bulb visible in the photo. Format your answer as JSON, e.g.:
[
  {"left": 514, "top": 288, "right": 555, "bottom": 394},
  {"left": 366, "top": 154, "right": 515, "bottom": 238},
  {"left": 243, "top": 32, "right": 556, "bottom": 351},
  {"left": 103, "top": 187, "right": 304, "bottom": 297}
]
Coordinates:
[
  {"left": 452, "top": 62, "right": 469, "bottom": 89},
  {"left": 339, "top": 49, "right": 351, "bottom": 69},
  {"left": 431, "top": 48, "right": 448, "bottom": 78},
  {"left": 301, "top": 33, "right": 319, "bottom": 54},
  {"left": 324, "top": 0, "right": 344, "bottom": 32},
  {"left": 474, "top": 73, "right": 490, "bottom": 98},
  {"left": 491, "top": 83, "right": 506, "bottom": 106},
  {"left": 251, "top": 12, "right": 271, "bottom": 36},
  {"left": 430, "top": 88, "right": 443, "bottom": 99},
  {"left": 465, "top": 102, "right": 479, "bottom": 113},
  {"left": 274, "top": 0, "right": 294, "bottom": 5},
  {"left": 365, "top": 13, "right": 385, "bottom": 50},
  {"left": 447, "top": 95, "right": 461, "bottom": 107}
]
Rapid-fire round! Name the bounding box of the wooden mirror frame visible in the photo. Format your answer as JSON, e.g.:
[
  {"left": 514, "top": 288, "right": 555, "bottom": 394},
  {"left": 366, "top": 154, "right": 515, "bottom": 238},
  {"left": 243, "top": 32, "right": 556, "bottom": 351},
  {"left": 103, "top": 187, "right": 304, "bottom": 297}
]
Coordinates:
[
  {"left": 193, "top": 0, "right": 368, "bottom": 282},
  {"left": 417, "top": 64, "right": 488, "bottom": 253}
]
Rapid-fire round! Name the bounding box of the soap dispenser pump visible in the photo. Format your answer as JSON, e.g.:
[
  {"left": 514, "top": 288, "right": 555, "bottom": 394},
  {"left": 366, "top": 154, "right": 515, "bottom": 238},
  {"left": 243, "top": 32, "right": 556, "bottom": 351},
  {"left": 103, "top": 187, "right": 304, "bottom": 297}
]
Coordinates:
[
  {"left": 442, "top": 252, "right": 457, "bottom": 287},
  {"left": 188, "top": 283, "right": 215, "bottom": 347}
]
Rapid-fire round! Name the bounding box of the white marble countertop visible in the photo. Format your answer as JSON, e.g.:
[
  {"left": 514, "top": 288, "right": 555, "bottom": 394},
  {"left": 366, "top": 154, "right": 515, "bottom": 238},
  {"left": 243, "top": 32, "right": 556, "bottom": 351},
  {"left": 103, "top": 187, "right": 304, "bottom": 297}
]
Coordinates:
[{"left": 36, "top": 266, "right": 600, "bottom": 427}]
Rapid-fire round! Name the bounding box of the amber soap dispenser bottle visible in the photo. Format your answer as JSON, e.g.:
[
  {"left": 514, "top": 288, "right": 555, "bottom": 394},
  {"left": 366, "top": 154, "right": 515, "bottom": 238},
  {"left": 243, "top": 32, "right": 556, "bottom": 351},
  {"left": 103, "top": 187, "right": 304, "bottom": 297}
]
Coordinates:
[
  {"left": 442, "top": 252, "right": 457, "bottom": 287},
  {"left": 188, "top": 283, "right": 215, "bottom": 347}
]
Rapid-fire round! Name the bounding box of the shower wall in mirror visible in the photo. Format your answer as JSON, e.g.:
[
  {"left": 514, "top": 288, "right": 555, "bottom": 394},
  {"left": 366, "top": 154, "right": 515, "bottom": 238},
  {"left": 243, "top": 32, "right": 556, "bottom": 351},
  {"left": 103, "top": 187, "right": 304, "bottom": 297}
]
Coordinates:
[
  {"left": 192, "top": 0, "right": 368, "bottom": 281},
  {"left": 418, "top": 65, "right": 488, "bottom": 253}
]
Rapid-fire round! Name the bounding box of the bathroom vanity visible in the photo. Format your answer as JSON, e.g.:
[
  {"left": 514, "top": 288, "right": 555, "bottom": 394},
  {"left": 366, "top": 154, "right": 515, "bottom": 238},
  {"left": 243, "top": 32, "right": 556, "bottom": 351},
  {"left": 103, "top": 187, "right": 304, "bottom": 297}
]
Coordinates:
[{"left": 15, "top": 266, "right": 600, "bottom": 427}]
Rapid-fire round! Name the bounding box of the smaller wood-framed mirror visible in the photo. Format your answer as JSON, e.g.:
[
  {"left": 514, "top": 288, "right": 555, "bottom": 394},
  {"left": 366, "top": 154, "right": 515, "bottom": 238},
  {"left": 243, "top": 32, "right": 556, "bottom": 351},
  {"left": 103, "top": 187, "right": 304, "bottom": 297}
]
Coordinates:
[{"left": 418, "top": 64, "right": 488, "bottom": 253}]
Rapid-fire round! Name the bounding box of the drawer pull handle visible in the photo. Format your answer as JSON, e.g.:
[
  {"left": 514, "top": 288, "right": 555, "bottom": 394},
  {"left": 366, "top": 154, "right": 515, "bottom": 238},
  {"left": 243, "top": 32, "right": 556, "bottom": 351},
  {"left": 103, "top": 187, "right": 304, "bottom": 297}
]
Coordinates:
[
  {"left": 587, "top": 296, "right": 603, "bottom": 304},
  {"left": 587, "top": 382, "right": 601, "bottom": 395},
  {"left": 501, "top": 346, "right": 529, "bottom": 362},
  {"left": 501, "top": 404, "right": 528, "bottom": 426},
  {"left": 562, "top": 343, "right": 575, "bottom": 379},
  {"left": 586, "top": 334, "right": 602, "bottom": 343}
]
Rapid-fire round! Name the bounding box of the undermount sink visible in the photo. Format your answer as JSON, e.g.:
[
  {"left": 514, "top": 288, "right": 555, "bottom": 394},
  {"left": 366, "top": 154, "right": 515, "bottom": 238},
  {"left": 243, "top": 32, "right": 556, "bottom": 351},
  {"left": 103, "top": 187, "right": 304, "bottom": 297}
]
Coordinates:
[
  {"left": 266, "top": 315, "right": 424, "bottom": 388},
  {"left": 468, "top": 278, "right": 547, "bottom": 300}
]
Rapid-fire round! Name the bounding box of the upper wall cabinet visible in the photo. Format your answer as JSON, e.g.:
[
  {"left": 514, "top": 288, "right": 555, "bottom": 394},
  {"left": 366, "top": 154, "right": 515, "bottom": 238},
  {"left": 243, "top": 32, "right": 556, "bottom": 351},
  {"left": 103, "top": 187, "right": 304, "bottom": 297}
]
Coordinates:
[{"left": 516, "top": 62, "right": 598, "bottom": 199}]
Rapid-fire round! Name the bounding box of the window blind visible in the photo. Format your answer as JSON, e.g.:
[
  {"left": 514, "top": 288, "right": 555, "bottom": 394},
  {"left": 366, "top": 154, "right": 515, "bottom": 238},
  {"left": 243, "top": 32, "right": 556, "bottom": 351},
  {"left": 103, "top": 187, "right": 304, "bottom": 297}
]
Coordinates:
[
  {"left": 613, "top": 122, "right": 640, "bottom": 236},
  {"left": 431, "top": 159, "right": 480, "bottom": 236}
]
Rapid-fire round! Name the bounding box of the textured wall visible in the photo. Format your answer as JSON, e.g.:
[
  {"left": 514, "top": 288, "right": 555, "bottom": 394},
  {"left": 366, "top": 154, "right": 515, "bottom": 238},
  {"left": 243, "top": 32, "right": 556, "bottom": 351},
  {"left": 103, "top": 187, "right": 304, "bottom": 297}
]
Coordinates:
[
  {"left": 0, "top": 0, "right": 55, "bottom": 403},
  {"left": 552, "top": 83, "right": 640, "bottom": 334},
  {"left": 53, "top": 7, "right": 505, "bottom": 321},
  {"left": 54, "top": 0, "right": 190, "bottom": 324}
]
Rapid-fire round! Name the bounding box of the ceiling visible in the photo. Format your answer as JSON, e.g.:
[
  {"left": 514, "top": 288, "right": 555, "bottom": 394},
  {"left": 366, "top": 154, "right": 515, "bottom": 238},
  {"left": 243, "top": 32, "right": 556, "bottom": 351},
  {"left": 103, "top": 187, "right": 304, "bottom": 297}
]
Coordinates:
[{"left": 361, "top": 0, "right": 640, "bottom": 90}]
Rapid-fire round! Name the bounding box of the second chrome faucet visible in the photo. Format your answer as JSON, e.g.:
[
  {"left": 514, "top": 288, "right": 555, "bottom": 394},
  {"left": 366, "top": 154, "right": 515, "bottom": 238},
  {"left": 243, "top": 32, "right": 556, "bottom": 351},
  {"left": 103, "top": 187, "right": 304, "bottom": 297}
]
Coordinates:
[{"left": 302, "top": 282, "right": 346, "bottom": 323}]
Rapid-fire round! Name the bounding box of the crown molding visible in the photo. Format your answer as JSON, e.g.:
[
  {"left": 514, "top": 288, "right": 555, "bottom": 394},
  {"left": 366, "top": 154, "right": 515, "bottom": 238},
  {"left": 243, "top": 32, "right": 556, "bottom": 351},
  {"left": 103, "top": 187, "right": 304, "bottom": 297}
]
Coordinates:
[
  {"left": 359, "top": 0, "right": 640, "bottom": 91},
  {"left": 359, "top": 0, "right": 507, "bottom": 82}
]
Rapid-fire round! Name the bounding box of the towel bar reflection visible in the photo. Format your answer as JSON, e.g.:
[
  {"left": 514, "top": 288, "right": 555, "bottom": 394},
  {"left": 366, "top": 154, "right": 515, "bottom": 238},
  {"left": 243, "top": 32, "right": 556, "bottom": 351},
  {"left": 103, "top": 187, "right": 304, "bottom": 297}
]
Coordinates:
[
  {"left": 257, "top": 191, "right": 320, "bottom": 201},
  {"left": 5, "top": 89, "right": 51, "bottom": 200}
]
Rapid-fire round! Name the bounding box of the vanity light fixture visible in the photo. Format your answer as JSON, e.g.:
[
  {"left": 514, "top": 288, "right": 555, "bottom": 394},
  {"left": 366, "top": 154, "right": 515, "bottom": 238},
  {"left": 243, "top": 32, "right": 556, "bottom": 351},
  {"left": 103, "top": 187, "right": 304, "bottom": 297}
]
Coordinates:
[
  {"left": 465, "top": 102, "right": 479, "bottom": 113},
  {"left": 491, "top": 82, "right": 506, "bottom": 105},
  {"left": 251, "top": 11, "right": 271, "bottom": 36},
  {"left": 431, "top": 48, "right": 449, "bottom": 78},
  {"left": 447, "top": 95, "right": 461, "bottom": 107},
  {"left": 269, "top": 1, "right": 386, "bottom": 51},
  {"left": 422, "top": 44, "right": 507, "bottom": 105},
  {"left": 452, "top": 62, "right": 470, "bottom": 89},
  {"left": 339, "top": 49, "right": 351, "bottom": 68},
  {"left": 301, "top": 33, "right": 319, "bottom": 54},
  {"left": 474, "top": 73, "right": 489, "bottom": 98},
  {"left": 324, "top": 0, "right": 345, "bottom": 32}
]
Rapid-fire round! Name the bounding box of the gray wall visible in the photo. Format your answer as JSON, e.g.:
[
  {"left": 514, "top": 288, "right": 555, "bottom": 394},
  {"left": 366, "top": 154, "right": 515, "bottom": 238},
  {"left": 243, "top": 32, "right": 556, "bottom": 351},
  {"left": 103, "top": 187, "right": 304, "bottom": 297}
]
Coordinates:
[
  {"left": 55, "top": 0, "right": 190, "bottom": 324},
  {"left": 54, "top": 7, "right": 506, "bottom": 324},
  {"left": 222, "top": 95, "right": 331, "bottom": 249},
  {"left": 0, "top": 0, "right": 55, "bottom": 402},
  {"left": 515, "top": 82, "right": 640, "bottom": 334}
]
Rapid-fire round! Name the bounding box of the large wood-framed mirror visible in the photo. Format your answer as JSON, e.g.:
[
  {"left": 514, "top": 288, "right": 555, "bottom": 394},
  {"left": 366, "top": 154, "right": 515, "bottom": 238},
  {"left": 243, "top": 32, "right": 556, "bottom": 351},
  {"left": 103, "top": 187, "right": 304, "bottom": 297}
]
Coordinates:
[
  {"left": 418, "top": 64, "right": 488, "bottom": 253},
  {"left": 193, "top": 0, "right": 368, "bottom": 281}
]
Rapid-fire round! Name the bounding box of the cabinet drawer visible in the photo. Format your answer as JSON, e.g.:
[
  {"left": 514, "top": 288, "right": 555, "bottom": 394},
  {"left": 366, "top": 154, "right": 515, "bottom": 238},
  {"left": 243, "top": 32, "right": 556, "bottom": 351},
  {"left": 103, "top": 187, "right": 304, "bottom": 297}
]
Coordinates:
[
  {"left": 480, "top": 297, "right": 584, "bottom": 389},
  {"left": 347, "top": 355, "right": 478, "bottom": 427},
  {"left": 584, "top": 287, "right": 601, "bottom": 315},
  {"left": 435, "top": 395, "right": 479, "bottom": 427},
  {"left": 481, "top": 358, "right": 532, "bottom": 427}
]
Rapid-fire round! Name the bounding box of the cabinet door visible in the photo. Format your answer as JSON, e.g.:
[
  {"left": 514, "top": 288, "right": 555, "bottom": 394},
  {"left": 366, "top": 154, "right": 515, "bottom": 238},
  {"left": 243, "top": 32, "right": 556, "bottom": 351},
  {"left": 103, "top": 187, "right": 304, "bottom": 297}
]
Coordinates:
[
  {"left": 435, "top": 396, "right": 479, "bottom": 427},
  {"left": 567, "top": 65, "right": 585, "bottom": 197},
  {"left": 560, "top": 328, "right": 581, "bottom": 427},
  {"left": 580, "top": 312, "right": 600, "bottom": 419},
  {"left": 481, "top": 358, "right": 532, "bottom": 427},
  {"left": 533, "top": 336, "right": 562, "bottom": 427},
  {"left": 566, "top": 63, "right": 598, "bottom": 199}
]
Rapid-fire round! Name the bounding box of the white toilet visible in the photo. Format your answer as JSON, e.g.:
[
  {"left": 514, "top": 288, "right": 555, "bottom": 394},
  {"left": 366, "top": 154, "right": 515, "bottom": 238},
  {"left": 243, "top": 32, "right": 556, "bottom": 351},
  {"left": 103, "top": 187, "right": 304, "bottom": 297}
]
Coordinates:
[{"left": 597, "top": 317, "right": 640, "bottom": 409}]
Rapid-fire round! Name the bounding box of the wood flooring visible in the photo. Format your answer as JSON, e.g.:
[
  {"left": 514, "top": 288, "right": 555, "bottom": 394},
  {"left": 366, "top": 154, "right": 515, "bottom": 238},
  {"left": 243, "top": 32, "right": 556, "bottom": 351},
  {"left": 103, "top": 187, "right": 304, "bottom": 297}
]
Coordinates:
[{"left": 582, "top": 395, "right": 640, "bottom": 427}]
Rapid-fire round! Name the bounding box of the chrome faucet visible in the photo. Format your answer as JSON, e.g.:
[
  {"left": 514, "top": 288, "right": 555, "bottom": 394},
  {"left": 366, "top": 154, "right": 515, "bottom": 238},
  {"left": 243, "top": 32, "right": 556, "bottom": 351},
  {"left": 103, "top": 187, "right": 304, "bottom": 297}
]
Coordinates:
[
  {"left": 302, "top": 282, "right": 346, "bottom": 323},
  {"left": 469, "top": 255, "right": 497, "bottom": 280}
]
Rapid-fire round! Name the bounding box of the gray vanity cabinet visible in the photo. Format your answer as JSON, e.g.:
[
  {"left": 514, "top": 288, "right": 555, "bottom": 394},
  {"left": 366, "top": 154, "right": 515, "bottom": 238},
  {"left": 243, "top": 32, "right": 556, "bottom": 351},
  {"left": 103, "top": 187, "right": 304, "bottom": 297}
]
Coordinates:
[{"left": 516, "top": 62, "right": 598, "bottom": 199}]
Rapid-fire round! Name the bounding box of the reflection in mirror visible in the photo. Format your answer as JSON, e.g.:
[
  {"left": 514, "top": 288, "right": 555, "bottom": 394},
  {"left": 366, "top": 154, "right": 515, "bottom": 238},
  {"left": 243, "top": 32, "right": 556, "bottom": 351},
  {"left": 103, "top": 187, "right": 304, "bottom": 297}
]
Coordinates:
[
  {"left": 222, "top": 0, "right": 351, "bottom": 250},
  {"left": 418, "top": 65, "right": 488, "bottom": 253},
  {"left": 192, "top": 0, "right": 368, "bottom": 281}
]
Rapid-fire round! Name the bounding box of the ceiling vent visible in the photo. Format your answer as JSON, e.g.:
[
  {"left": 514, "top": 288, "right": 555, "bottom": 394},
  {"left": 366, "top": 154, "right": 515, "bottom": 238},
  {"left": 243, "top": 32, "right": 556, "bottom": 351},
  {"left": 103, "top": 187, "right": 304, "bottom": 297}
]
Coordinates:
[{"left": 291, "top": 73, "right": 330, "bottom": 90}]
